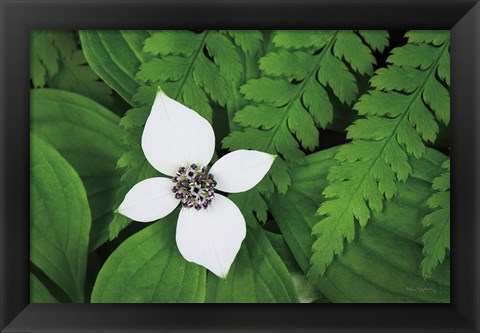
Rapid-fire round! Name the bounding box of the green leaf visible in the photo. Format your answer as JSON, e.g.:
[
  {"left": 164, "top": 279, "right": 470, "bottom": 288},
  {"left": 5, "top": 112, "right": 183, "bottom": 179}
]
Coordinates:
[
  {"left": 226, "top": 30, "right": 263, "bottom": 55},
  {"left": 332, "top": 31, "right": 376, "bottom": 75},
  {"left": 137, "top": 30, "right": 243, "bottom": 121},
  {"left": 421, "top": 158, "right": 450, "bottom": 278},
  {"left": 91, "top": 214, "right": 206, "bottom": 303},
  {"left": 228, "top": 187, "right": 271, "bottom": 227},
  {"left": 358, "top": 30, "right": 390, "bottom": 52},
  {"left": 31, "top": 136, "right": 91, "bottom": 302},
  {"left": 405, "top": 30, "right": 449, "bottom": 46},
  {"left": 310, "top": 31, "right": 450, "bottom": 278},
  {"left": 265, "top": 231, "right": 301, "bottom": 273},
  {"left": 224, "top": 30, "right": 385, "bottom": 193},
  {"left": 30, "top": 30, "right": 115, "bottom": 109},
  {"left": 30, "top": 273, "right": 59, "bottom": 303},
  {"left": 79, "top": 30, "right": 152, "bottom": 105},
  {"left": 266, "top": 231, "right": 325, "bottom": 303},
  {"left": 30, "top": 31, "right": 76, "bottom": 87},
  {"left": 270, "top": 146, "right": 450, "bottom": 302},
  {"left": 387, "top": 44, "right": 439, "bottom": 70},
  {"left": 240, "top": 77, "right": 297, "bottom": 107},
  {"left": 258, "top": 50, "right": 314, "bottom": 80},
  {"left": 291, "top": 272, "right": 327, "bottom": 303},
  {"left": 46, "top": 50, "right": 114, "bottom": 108},
  {"left": 273, "top": 30, "right": 335, "bottom": 49},
  {"left": 143, "top": 30, "right": 201, "bottom": 56},
  {"left": 30, "top": 89, "right": 125, "bottom": 251},
  {"left": 206, "top": 226, "right": 299, "bottom": 303}
]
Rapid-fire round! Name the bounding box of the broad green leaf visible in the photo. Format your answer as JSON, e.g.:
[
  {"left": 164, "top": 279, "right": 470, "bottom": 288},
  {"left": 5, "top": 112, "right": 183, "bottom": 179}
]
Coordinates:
[
  {"left": 291, "top": 272, "right": 326, "bottom": 303},
  {"left": 270, "top": 145, "right": 450, "bottom": 303},
  {"left": 30, "top": 89, "right": 125, "bottom": 251},
  {"left": 206, "top": 226, "right": 298, "bottom": 303},
  {"left": 266, "top": 231, "right": 324, "bottom": 303},
  {"left": 30, "top": 273, "right": 59, "bottom": 303},
  {"left": 265, "top": 231, "right": 301, "bottom": 273},
  {"left": 91, "top": 214, "right": 206, "bottom": 303},
  {"left": 31, "top": 136, "right": 91, "bottom": 302},
  {"left": 310, "top": 31, "right": 450, "bottom": 278},
  {"left": 79, "top": 30, "right": 152, "bottom": 105}
]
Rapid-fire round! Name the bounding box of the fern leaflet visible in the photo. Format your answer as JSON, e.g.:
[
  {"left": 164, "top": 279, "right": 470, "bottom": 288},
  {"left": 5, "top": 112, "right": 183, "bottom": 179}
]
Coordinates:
[
  {"left": 309, "top": 30, "right": 450, "bottom": 279},
  {"left": 421, "top": 158, "right": 450, "bottom": 279}
]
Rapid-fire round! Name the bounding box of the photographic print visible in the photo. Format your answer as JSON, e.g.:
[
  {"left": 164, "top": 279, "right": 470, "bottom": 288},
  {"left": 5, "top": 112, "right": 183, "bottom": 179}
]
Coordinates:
[{"left": 29, "top": 30, "right": 450, "bottom": 303}]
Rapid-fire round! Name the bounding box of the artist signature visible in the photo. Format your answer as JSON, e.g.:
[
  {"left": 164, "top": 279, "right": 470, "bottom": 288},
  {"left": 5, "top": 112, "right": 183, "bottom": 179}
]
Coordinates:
[{"left": 406, "top": 286, "right": 438, "bottom": 294}]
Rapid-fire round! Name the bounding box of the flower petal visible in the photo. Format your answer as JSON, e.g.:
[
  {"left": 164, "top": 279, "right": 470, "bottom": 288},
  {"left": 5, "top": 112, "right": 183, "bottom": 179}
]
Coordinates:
[
  {"left": 209, "top": 150, "right": 276, "bottom": 193},
  {"left": 176, "top": 194, "right": 246, "bottom": 278},
  {"left": 142, "top": 89, "right": 215, "bottom": 176},
  {"left": 118, "top": 177, "right": 179, "bottom": 222}
]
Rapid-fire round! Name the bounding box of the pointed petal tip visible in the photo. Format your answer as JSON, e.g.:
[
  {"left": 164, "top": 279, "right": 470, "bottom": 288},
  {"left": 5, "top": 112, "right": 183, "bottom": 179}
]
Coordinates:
[
  {"left": 175, "top": 195, "right": 246, "bottom": 280},
  {"left": 155, "top": 84, "right": 168, "bottom": 93},
  {"left": 116, "top": 201, "right": 125, "bottom": 215},
  {"left": 142, "top": 87, "right": 215, "bottom": 176}
]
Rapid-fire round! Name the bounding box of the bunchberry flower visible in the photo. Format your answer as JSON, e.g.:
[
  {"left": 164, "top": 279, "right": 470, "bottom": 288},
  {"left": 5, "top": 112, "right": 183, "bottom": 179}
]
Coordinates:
[{"left": 117, "top": 89, "right": 275, "bottom": 278}]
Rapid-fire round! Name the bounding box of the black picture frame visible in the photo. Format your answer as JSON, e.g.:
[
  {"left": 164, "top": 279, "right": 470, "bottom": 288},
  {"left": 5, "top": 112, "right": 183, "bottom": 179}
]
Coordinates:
[{"left": 1, "top": 0, "right": 479, "bottom": 332}]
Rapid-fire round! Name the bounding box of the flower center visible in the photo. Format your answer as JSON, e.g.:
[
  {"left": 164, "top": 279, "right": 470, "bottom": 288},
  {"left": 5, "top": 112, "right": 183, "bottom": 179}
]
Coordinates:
[{"left": 172, "top": 163, "right": 217, "bottom": 210}]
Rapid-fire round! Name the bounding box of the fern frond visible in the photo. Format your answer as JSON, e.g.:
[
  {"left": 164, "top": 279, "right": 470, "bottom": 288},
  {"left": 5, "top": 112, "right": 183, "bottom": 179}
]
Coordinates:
[
  {"left": 30, "top": 30, "right": 77, "bottom": 87},
  {"left": 309, "top": 31, "right": 450, "bottom": 279},
  {"left": 31, "top": 30, "right": 114, "bottom": 107},
  {"left": 46, "top": 50, "right": 114, "bottom": 108},
  {"left": 223, "top": 30, "right": 388, "bottom": 194},
  {"left": 421, "top": 159, "right": 450, "bottom": 279}
]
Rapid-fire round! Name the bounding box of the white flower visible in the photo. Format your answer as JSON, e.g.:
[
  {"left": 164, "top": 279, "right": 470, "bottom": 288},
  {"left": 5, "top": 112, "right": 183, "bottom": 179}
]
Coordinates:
[{"left": 117, "top": 89, "right": 275, "bottom": 278}]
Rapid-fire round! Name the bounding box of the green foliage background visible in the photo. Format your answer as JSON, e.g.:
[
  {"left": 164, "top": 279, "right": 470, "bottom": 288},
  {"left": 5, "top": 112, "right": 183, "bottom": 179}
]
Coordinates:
[{"left": 30, "top": 30, "right": 450, "bottom": 303}]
